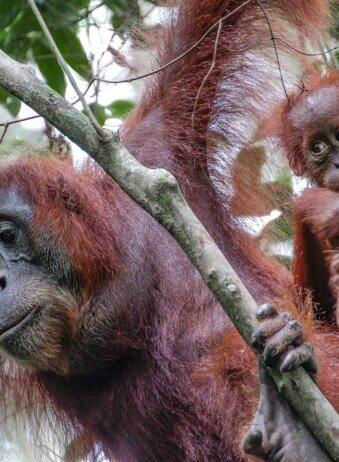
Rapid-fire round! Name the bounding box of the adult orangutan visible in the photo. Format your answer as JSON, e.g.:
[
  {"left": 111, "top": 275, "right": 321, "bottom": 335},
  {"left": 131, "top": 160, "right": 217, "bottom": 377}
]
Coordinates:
[
  {"left": 0, "top": 153, "right": 333, "bottom": 462},
  {"left": 0, "top": 0, "right": 337, "bottom": 461}
]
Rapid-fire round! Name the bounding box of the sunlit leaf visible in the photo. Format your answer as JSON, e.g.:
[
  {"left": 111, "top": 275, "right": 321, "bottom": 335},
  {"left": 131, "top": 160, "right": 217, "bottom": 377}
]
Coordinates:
[
  {"left": 89, "top": 104, "right": 108, "bottom": 126},
  {"left": 6, "top": 96, "right": 21, "bottom": 117},
  {"left": 54, "top": 29, "right": 92, "bottom": 80},
  {"left": 0, "top": 86, "right": 21, "bottom": 116},
  {"left": 33, "top": 40, "right": 66, "bottom": 95},
  {"left": 0, "top": 86, "right": 9, "bottom": 104},
  {"left": 108, "top": 100, "right": 135, "bottom": 118}
]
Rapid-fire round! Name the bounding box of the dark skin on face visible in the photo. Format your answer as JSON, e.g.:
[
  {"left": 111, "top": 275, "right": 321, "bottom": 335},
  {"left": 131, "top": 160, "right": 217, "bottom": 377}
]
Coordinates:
[
  {"left": 0, "top": 186, "right": 79, "bottom": 374},
  {"left": 307, "top": 123, "right": 339, "bottom": 190}
]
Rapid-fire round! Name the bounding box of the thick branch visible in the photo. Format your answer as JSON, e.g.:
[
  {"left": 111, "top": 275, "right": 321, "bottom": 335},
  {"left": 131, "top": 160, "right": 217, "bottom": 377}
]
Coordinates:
[{"left": 0, "top": 49, "right": 338, "bottom": 460}]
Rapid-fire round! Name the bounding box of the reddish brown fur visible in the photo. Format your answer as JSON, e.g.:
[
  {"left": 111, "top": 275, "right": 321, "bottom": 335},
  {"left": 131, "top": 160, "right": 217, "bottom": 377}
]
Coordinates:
[
  {"left": 294, "top": 188, "right": 339, "bottom": 323},
  {"left": 0, "top": 1, "right": 337, "bottom": 461},
  {"left": 0, "top": 155, "right": 120, "bottom": 294},
  {"left": 123, "top": 0, "right": 330, "bottom": 303}
]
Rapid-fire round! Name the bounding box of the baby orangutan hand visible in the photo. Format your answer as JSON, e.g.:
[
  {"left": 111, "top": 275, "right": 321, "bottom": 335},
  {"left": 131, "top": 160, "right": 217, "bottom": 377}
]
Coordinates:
[{"left": 250, "top": 303, "right": 317, "bottom": 377}]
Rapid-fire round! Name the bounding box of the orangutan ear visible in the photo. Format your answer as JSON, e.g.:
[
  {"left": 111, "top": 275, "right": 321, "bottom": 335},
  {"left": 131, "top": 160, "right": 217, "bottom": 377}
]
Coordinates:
[{"left": 288, "top": 153, "right": 306, "bottom": 177}]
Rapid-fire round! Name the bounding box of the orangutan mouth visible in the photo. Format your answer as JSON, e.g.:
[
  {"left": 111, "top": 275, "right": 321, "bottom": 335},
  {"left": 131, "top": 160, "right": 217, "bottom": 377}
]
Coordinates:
[{"left": 0, "top": 307, "right": 38, "bottom": 343}]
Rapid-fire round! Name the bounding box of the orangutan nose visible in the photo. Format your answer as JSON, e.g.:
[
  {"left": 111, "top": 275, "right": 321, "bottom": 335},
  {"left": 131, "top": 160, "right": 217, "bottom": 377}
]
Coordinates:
[{"left": 0, "top": 271, "right": 7, "bottom": 291}]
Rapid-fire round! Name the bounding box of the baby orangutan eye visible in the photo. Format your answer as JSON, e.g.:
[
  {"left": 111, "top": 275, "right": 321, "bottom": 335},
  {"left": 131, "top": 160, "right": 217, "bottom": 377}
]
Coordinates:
[
  {"left": 311, "top": 141, "right": 327, "bottom": 154},
  {"left": 0, "top": 223, "right": 17, "bottom": 245}
]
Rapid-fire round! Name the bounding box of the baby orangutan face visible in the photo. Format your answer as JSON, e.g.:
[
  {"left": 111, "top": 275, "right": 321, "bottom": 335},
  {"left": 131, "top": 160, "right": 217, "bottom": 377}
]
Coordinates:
[{"left": 287, "top": 84, "right": 339, "bottom": 190}]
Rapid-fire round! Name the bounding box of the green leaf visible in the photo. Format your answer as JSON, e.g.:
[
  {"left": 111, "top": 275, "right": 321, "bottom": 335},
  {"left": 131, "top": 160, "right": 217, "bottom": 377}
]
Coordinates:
[
  {"left": 105, "top": 0, "right": 138, "bottom": 33},
  {"left": 54, "top": 29, "right": 92, "bottom": 80},
  {"left": 0, "top": 86, "right": 9, "bottom": 105},
  {"left": 38, "top": 0, "right": 88, "bottom": 27},
  {"left": 0, "top": 29, "right": 9, "bottom": 48},
  {"left": 1, "top": 8, "right": 38, "bottom": 62},
  {"left": 33, "top": 40, "right": 66, "bottom": 96},
  {"left": 6, "top": 96, "right": 21, "bottom": 117},
  {"left": 89, "top": 104, "right": 108, "bottom": 126},
  {"left": 108, "top": 100, "right": 135, "bottom": 118},
  {"left": 6, "top": 8, "right": 40, "bottom": 37},
  {"left": 3, "top": 38, "right": 31, "bottom": 62},
  {"left": 0, "top": 86, "right": 21, "bottom": 116},
  {"left": 273, "top": 211, "right": 294, "bottom": 241},
  {"left": 103, "top": 0, "right": 118, "bottom": 10},
  {"left": 0, "top": 0, "right": 22, "bottom": 29}
]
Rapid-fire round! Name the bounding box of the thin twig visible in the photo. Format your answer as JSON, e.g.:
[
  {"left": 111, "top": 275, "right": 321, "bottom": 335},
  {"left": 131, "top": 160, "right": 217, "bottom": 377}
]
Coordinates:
[
  {"left": 191, "top": 21, "right": 222, "bottom": 128},
  {"left": 220, "top": 41, "right": 256, "bottom": 53},
  {"left": 80, "top": 2, "right": 337, "bottom": 101},
  {"left": 0, "top": 115, "right": 40, "bottom": 128},
  {"left": 221, "top": 38, "right": 338, "bottom": 57},
  {"left": 0, "top": 124, "right": 8, "bottom": 144},
  {"left": 27, "top": 0, "right": 107, "bottom": 139},
  {"left": 81, "top": 0, "right": 254, "bottom": 98},
  {"left": 254, "top": 0, "right": 289, "bottom": 101},
  {"left": 70, "top": 0, "right": 106, "bottom": 25},
  {"left": 273, "top": 37, "right": 338, "bottom": 57}
]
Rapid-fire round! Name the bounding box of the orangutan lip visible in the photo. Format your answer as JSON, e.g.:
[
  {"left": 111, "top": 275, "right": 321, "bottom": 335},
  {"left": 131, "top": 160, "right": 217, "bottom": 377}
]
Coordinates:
[{"left": 0, "top": 307, "right": 38, "bottom": 343}]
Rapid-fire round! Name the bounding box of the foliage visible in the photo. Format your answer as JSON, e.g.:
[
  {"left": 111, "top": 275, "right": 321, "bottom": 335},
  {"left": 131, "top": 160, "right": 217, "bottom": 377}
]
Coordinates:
[
  {"left": 0, "top": 0, "right": 143, "bottom": 122},
  {"left": 330, "top": 1, "right": 339, "bottom": 40}
]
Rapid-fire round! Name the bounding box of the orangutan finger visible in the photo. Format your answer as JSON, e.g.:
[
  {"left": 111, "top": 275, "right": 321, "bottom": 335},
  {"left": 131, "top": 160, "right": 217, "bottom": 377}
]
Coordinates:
[
  {"left": 251, "top": 312, "right": 291, "bottom": 352},
  {"left": 280, "top": 343, "right": 317, "bottom": 374},
  {"left": 263, "top": 320, "right": 303, "bottom": 364},
  {"left": 256, "top": 303, "right": 278, "bottom": 320},
  {"left": 242, "top": 429, "right": 264, "bottom": 457}
]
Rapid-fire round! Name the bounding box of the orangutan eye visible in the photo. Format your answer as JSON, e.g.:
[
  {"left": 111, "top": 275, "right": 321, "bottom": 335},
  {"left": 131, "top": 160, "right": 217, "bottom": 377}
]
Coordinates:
[
  {"left": 335, "top": 128, "right": 339, "bottom": 142},
  {"left": 311, "top": 141, "right": 327, "bottom": 154},
  {"left": 0, "top": 223, "right": 17, "bottom": 245}
]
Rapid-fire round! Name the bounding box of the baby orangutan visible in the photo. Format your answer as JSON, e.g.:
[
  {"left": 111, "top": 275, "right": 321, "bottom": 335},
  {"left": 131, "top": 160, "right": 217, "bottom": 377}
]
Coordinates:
[{"left": 274, "top": 69, "right": 339, "bottom": 323}]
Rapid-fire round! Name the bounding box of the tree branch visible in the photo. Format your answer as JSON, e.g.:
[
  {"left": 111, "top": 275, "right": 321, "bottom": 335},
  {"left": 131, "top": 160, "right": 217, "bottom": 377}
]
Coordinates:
[{"left": 0, "top": 48, "right": 337, "bottom": 460}]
